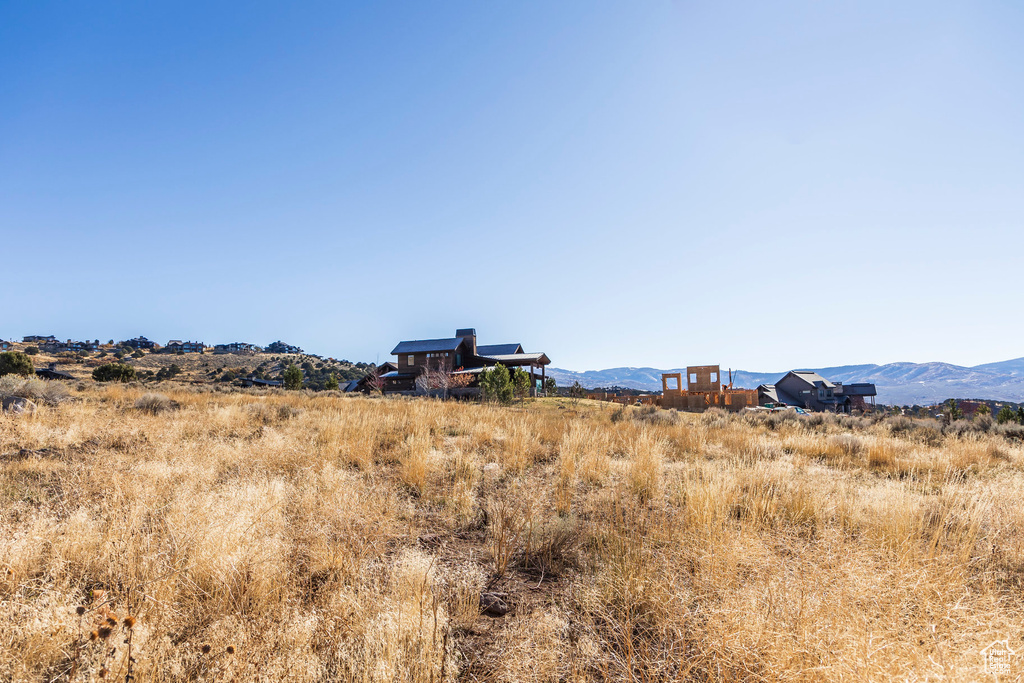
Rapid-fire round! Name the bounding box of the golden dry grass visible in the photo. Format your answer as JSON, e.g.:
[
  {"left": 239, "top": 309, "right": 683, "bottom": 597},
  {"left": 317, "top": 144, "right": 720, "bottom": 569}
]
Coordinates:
[{"left": 2, "top": 388, "right": 1024, "bottom": 681}]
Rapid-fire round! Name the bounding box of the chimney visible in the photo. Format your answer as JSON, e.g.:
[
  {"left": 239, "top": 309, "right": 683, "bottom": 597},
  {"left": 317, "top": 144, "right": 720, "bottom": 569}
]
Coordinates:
[{"left": 455, "top": 328, "right": 476, "bottom": 356}]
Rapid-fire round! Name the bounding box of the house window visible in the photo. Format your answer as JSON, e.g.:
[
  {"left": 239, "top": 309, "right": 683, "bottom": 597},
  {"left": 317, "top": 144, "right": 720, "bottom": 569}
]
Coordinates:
[
  {"left": 710, "top": 372, "right": 717, "bottom": 383},
  {"left": 455, "top": 353, "right": 462, "bottom": 366},
  {"left": 408, "top": 355, "right": 415, "bottom": 366}
]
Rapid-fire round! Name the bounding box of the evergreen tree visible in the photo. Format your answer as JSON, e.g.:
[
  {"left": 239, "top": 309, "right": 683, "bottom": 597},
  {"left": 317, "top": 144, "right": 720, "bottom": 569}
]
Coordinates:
[
  {"left": 283, "top": 364, "right": 303, "bottom": 390},
  {"left": 480, "top": 363, "right": 513, "bottom": 404},
  {"left": 511, "top": 367, "right": 531, "bottom": 404},
  {"left": 569, "top": 381, "right": 586, "bottom": 407},
  {"left": 92, "top": 363, "right": 136, "bottom": 382},
  {"left": 325, "top": 373, "right": 339, "bottom": 390},
  {"left": 944, "top": 398, "right": 963, "bottom": 421},
  {"left": 996, "top": 405, "right": 1016, "bottom": 424},
  {"left": 0, "top": 351, "right": 33, "bottom": 377}
]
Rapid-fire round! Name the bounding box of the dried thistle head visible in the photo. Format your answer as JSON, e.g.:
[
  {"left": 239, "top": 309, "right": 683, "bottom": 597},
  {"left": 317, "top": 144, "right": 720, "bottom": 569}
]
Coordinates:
[
  {"left": 226, "top": 645, "right": 235, "bottom": 655},
  {"left": 123, "top": 615, "right": 136, "bottom": 629},
  {"left": 98, "top": 626, "right": 113, "bottom": 640},
  {"left": 201, "top": 644, "right": 212, "bottom": 654},
  {"left": 76, "top": 606, "right": 86, "bottom": 616},
  {"left": 106, "top": 616, "right": 118, "bottom": 627},
  {"left": 89, "top": 630, "right": 98, "bottom": 641}
]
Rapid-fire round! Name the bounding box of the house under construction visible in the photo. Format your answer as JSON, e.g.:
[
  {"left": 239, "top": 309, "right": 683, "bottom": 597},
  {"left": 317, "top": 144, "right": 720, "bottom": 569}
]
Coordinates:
[
  {"left": 659, "top": 365, "right": 757, "bottom": 412},
  {"left": 586, "top": 364, "right": 757, "bottom": 413}
]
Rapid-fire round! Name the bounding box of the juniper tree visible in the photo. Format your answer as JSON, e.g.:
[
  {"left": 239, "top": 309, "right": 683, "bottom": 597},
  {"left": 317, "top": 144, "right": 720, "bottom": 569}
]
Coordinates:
[
  {"left": 283, "top": 364, "right": 303, "bottom": 390},
  {"left": 0, "top": 351, "right": 33, "bottom": 377},
  {"left": 92, "top": 363, "right": 136, "bottom": 383}
]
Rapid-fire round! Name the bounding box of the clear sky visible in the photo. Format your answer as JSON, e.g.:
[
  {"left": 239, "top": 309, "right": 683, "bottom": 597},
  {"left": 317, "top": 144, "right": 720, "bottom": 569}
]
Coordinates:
[{"left": 3, "top": 2, "right": 1023, "bottom": 371}]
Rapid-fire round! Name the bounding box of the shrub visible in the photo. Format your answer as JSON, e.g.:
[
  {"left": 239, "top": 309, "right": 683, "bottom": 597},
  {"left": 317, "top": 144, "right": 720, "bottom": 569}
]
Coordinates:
[
  {"left": 829, "top": 434, "right": 864, "bottom": 457},
  {"left": 0, "top": 376, "right": 69, "bottom": 405},
  {"left": 155, "top": 364, "right": 182, "bottom": 382},
  {"left": 995, "top": 421, "right": 1024, "bottom": 441},
  {"left": 635, "top": 405, "right": 680, "bottom": 425},
  {"left": 944, "top": 419, "right": 979, "bottom": 438},
  {"left": 700, "top": 406, "right": 730, "bottom": 427},
  {"left": 24, "top": 346, "right": 38, "bottom": 356},
  {"left": 92, "top": 363, "right": 137, "bottom": 383},
  {"left": 0, "top": 351, "right": 34, "bottom": 377},
  {"left": 134, "top": 392, "right": 178, "bottom": 414},
  {"left": 885, "top": 416, "right": 915, "bottom": 435}
]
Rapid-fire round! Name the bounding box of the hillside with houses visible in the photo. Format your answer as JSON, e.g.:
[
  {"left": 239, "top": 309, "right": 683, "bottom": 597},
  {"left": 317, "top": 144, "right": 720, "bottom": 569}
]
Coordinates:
[{"left": 0, "top": 335, "right": 371, "bottom": 390}]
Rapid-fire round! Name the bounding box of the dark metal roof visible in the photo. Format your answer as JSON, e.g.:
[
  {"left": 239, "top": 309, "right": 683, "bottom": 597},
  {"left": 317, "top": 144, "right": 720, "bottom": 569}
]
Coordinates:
[
  {"left": 758, "top": 383, "right": 804, "bottom": 407},
  {"left": 391, "top": 338, "right": 464, "bottom": 354},
  {"left": 479, "top": 352, "right": 550, "bottom": 366},
  {"left": 758, "top": 384, "right": 780, "bottom": 403},
  {"left": 787, "top": 370, "right": 835, "bottom": 389},
  {"left": 476, "top": 343, "right": 523, "bottom": 355},
  {"left": 35, "top": 369, "right": 74, "bottom": 380},
  {"left": 840, "top": 383, "right": 877, "bottom": 396},
  {"left": 244, "top": 377, "right": 282, "bottom": 386}
]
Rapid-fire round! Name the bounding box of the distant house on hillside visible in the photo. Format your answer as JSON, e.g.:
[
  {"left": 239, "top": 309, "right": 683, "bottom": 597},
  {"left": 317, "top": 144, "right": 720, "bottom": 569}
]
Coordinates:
[
  {"left": 0, "top": 340, "right": 12, "bottom": 351},
  {"left": 265, "top": 341, "right": 302, "bottom": 354},
  {"left": 23, "top": 335, "right": 57, "bottom": 344},
  {"left": 166, "top": 340, "right": 205, "bottom": 353},
  {"left": 214, "top": 342, "right": 261, "bottom": 355},
  {"left": 240, "top": 376, "right": 283, "bottom": 388},
  {"left": 37, "top": 339, "right": 100, "bottom": 354},
  {"left": 758, "top": 370, "right": 876, "bottom": 412},
  {"left": 121, "top": 336, "right": 156, "bottom": 350},
  {"left": 385, "top": 328, "right": 550, "bottom": 395},
  {"left": 63, "top": 340, "right": 99, "bottom": 352}
]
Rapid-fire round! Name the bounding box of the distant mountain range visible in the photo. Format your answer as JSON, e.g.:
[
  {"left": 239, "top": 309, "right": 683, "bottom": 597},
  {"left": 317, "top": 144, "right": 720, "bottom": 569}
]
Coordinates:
[{"left": 546, "top": 358, "right": 1024, "bottom": 406}]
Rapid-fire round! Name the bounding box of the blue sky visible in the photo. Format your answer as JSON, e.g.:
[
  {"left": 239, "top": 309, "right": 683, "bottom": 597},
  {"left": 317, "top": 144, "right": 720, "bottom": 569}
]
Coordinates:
[{"left": 2, "top": 2, "right": 1023, "bottom": 371}]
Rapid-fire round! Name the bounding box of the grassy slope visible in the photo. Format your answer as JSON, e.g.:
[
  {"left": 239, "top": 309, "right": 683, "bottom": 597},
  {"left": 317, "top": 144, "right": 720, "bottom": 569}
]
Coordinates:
[{"left": 2, "top": 389, "right": 1023, "bottom": 681}]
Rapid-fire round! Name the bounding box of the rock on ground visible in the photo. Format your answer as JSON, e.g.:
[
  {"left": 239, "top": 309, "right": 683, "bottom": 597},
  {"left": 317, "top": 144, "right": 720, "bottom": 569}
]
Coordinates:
[{"left": 2, "top": 396, "right": 37, "bottom": 415}]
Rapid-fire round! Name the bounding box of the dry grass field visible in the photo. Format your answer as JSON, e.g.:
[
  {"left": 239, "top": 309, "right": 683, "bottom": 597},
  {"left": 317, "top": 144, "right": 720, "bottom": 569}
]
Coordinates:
[{"left": 2, "top": 383, "right": 1024, "bottom": 681}]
